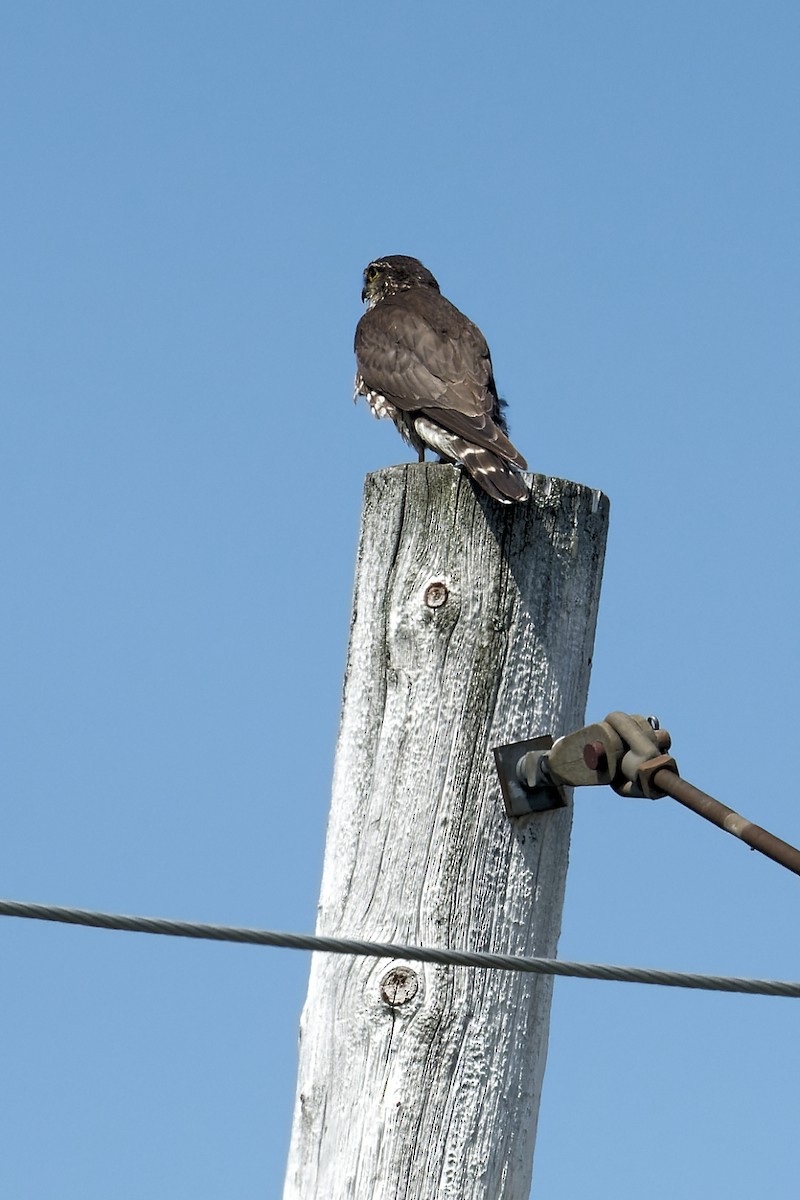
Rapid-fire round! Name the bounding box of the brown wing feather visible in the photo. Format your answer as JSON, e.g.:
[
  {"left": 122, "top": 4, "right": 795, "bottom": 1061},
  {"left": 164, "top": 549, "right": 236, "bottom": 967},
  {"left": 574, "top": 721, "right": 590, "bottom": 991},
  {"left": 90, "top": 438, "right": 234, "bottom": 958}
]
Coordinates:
[{"left": 355, "top": 290, "right": 527, "bottom": 468}]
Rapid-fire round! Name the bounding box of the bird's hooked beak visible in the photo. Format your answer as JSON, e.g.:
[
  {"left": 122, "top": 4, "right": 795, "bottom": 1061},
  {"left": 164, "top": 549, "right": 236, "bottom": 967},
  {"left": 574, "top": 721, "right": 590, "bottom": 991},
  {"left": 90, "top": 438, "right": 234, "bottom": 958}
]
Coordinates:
[{"left": 361, "top": 284, "right": 368, "bottom": 303}]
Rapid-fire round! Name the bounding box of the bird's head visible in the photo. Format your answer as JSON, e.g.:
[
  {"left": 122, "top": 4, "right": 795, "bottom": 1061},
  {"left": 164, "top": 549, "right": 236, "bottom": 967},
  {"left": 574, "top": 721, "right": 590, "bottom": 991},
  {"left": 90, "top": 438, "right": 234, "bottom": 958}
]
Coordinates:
[{"left": 361, "top": 255, "right": 441, "bottom": 308}]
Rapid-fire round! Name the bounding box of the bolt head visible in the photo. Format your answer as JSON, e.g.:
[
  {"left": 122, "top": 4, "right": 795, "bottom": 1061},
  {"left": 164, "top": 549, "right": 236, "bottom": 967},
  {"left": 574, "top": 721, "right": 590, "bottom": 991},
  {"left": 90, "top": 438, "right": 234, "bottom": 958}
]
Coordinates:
[{"left": 583, "top": 741, "right": 608, "bottom": 772}]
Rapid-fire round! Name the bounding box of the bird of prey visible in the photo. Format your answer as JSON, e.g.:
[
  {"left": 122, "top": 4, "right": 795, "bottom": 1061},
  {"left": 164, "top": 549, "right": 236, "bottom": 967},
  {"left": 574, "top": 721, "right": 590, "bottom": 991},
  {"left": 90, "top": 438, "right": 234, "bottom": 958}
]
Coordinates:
[{"left": 354, "top": 255, "right": 528, "bottom": 503}]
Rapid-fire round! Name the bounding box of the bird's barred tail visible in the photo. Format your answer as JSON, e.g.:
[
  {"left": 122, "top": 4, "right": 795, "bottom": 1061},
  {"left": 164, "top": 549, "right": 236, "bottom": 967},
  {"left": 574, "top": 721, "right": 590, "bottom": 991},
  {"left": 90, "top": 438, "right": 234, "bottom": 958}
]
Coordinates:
[{"left": 451, "top": 438, "right": 529, "bottom": 504}]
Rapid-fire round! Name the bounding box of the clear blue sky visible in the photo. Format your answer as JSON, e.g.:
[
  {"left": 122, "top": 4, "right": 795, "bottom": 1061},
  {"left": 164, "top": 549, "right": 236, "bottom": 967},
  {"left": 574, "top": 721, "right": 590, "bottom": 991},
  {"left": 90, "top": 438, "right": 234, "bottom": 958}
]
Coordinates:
[{"left": 2, "top": 3, "right": 799, "bottom": 1196}]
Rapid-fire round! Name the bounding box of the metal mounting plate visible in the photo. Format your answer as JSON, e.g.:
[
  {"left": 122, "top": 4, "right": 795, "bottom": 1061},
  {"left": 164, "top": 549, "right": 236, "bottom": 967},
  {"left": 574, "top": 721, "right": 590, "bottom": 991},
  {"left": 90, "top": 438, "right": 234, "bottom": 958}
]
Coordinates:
[{"left": 492, "top": 735, "right": 567, "bottom": 818}]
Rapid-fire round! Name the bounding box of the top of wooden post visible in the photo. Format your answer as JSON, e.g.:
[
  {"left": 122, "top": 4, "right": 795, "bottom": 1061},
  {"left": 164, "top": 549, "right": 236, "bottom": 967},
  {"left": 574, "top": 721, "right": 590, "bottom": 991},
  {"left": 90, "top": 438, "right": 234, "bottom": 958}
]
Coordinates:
[{"left": 284, "top": 461, "right": 609, "bottom": 1200}]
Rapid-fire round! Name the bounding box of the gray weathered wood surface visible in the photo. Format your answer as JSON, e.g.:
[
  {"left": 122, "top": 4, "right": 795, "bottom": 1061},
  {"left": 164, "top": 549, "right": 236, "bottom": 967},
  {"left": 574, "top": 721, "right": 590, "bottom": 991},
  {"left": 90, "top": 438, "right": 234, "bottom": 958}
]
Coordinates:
[{"left": 284, "top": 464, "right": 609, "bottom": 1199}]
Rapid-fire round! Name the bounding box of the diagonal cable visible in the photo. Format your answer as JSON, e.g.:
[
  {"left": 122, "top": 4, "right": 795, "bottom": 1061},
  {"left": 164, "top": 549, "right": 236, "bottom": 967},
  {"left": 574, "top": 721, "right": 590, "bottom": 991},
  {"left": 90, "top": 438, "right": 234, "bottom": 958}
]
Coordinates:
[{"left": 1, "top": 897, "right": 798, "bottom": 998}]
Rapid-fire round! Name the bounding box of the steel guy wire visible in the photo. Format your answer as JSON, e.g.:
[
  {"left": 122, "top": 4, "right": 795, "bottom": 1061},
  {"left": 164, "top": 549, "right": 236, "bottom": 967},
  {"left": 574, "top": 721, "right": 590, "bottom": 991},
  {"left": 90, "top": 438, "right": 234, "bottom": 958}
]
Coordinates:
[{"left": 1, "top": 897, "right": 798, "bottom": 998}]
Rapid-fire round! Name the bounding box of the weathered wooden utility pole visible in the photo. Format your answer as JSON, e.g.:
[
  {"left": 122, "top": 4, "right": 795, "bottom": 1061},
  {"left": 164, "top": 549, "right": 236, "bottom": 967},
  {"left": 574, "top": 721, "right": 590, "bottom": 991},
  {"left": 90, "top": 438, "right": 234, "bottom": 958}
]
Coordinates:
[{"left": 284, "top": 463, "right": 609, "bottom": 1199}]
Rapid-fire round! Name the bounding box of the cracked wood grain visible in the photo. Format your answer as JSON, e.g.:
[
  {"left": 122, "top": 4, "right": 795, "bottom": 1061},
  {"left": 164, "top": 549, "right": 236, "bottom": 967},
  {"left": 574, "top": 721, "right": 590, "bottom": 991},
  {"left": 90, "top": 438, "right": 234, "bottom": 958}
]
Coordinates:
[{"left": 284, "top": 464, "right": 609, "bottom": 1200}]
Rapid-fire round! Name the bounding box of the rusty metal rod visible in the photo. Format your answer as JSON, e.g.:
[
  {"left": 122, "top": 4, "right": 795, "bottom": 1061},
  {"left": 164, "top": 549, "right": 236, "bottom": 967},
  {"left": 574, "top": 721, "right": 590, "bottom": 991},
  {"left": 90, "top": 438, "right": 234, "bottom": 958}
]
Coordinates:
[{"left": 654, "top": 770, "right": 800, "bottom": 879}]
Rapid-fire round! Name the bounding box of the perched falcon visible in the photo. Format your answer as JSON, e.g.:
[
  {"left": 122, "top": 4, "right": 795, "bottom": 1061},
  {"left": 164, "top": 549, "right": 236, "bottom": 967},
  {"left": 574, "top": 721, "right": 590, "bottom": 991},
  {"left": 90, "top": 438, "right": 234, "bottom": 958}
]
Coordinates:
[{"left": 354, "top": 255, "right": 528, "bottom": 503}]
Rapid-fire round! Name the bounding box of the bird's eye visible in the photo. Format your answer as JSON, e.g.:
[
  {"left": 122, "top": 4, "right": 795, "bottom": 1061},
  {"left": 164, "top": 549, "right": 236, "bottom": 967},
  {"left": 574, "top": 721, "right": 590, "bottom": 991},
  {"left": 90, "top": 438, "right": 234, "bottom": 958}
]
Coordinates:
[{"left": 366, "top": 265, "right": 380, "bottom": 283}]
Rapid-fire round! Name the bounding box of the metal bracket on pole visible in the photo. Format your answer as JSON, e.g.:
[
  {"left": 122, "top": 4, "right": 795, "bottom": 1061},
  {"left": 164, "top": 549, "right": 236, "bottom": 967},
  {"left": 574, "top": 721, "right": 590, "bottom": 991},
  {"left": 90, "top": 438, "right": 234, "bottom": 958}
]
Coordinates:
[
  {"left": 493, "top": 713, "right": 675, "bottom": 817},
  {"left": 493, "top": 711, "right": 800, "bottom": 879},
  {"left": 493, "top": 735, "right": 567, "bottom": 817}
]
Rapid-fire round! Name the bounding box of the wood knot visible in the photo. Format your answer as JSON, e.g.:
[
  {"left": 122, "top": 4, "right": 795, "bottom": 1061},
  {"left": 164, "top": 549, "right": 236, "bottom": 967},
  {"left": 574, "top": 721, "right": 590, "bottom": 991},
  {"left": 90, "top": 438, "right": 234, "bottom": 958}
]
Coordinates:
[
  {"left": 423, "top": 581, "right": 448, "bottom": 609},
  {"left": 379, "top": 965, "right": 419, "bottom": 1007}
]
